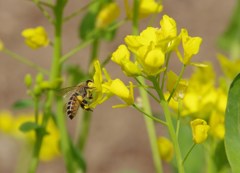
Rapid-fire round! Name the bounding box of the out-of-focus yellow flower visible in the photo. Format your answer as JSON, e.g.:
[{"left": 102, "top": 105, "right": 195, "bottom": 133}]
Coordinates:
[
  {"left": 166, "top": 71, "right": 188, "bottom": 101},
  {"left": 191, "top": 119, "right": 210, "bottom": 144},
  {"left": 90, "top": 60, "right": 134, "bottom": 108},
  {"left": 139, "top": 0, "right": 163, "bottom": 18},
  {"left": 124, "top": 0, "right": 163, "bottom": 19},
  {"left": 96, "top": 2, "right": 120, "bottom": 28},
  {"left": 177, "top": 29, "right": 202, "bottom": 65},
  {"left": 0, "top": 111, "right": 14, "bottom": 133},
  {"left": 0, "top": 111, "right": 60, "bottom": 161},
  {"left": 0, "top": 39, "right": 4, "bottom": 51},
  {"left": 21, "top": 26, "right": 49, "bottom": 49},
  {"left": 217, "top": 53, "right": 240, "bottom": 79},
  {"left": 209, "top": 111, "right": 225, "bottom": 140},
  {"left": 157, "top": 137, "right": 174, "bottom": 162}
]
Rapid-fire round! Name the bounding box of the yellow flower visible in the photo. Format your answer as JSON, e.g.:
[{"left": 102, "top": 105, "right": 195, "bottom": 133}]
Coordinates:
[
  {"left": 0, "top": 39, "right": 4, "bottom": 51},
  {"left": 0, "top": 111, "right": 60, "bottom": 161},
  {"left": 103, "top": 79, "right": 134, "bottom": 108},
  {"left": 217, "top": 53, "right": 240, "bottom": 79},
  {"left": 158, "top": 137, "right": 174, "bottom": 162},
  {"left": 111, "top": 45, "right": 141, "bottom": 76},
  {"left": 209, "top": 111, "right": 225, "bottom": 140},
  {"left": 139, "top": 0, "right": 163, "bottom": 18},
  {"left": 124, "top": 0, "right": 163, "bottom": 19},
  {"left": 166, "top": 71, "right": 188, "bottom": 101},
  {"left": 0, "top": 111, "right": 14, "bottom": 133},
  {"left": 96, "top": 2, "right": 120, "bottom": 28},
  {"left": 178, "top": 29, "right": 202, "bottom": 65},
  {"left": 191, "top": 119, "right": 210, "bottom": 144},
  {"left": 22, "top": 26, "right": 49, "bottom": 49},
  {"left": 90, "top": 60, "right": 134, "bottom": 108}
]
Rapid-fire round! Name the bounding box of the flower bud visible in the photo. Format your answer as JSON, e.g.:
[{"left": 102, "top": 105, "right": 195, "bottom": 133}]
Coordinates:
[
  {"left": 24, "top": 74, "right": 32, "bottom": 88},
  {"left": 158, "top": 137, "right": 174, "bottom": 162},
  {"left": 191, "top": 119, "right": 210, "bottom": 144}
]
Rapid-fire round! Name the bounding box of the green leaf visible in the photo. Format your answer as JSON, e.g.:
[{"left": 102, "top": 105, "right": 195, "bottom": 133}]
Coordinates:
[
  {"left": 12, "top": 99, "right": 34, "bottom": 110},
  {"left": 213, "top": 140, "right": 229, "bottom": 172},
  {"left": 19, "top": 121, "right": 39, "bottom": 132},
  {"left": 225, "top": 73, "right": 240, "bottom": 173}
]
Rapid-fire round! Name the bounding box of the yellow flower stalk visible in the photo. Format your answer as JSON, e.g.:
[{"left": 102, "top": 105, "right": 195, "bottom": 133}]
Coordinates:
[
  {"left": 96, "top": 2, "right": 120, "bottom": 28},
  {"left": 191, "top": 119, "right": 210, "bottom": 144},
  {"left": 21, "top": 26, "right": 49, "bottom": 49},
  {"left": 158, "top": 137, "right": 174, "bottom": 162}
]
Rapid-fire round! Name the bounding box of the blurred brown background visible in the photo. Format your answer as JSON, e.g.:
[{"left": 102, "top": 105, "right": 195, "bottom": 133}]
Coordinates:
[{"left": 0, "top": 0, "right": 235, "bottom": 173}]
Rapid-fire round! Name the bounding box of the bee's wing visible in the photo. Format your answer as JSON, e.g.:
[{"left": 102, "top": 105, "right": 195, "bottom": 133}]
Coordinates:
[{"left": 56, "top": 86, "right": 78, "bottom": 98}]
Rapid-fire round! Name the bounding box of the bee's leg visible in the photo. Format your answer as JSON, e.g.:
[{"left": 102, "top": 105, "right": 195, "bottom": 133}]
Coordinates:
[{"left": 80, "top": 99, "right": 93, "bottom": 111}]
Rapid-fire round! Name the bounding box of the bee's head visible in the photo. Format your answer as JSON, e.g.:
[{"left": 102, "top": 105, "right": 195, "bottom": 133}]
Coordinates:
[{"left": 86, "top": 79, "right": 94, "bottom": 88}]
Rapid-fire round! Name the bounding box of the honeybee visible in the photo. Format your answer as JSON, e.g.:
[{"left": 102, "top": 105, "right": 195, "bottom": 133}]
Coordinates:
[{"left": 60, "top": 79, "right": 94, "bottom": 119}]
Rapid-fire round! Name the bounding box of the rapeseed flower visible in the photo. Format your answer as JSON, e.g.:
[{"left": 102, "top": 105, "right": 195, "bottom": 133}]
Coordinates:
[
  {"left": 96, "top": 2, "right": 120, "bottom": 28},
  {"left": 124, "top": 0, "right": 163, "bottom": 19},
  {"left": 112, "top": 15, "right": 180, "bottom": 76},
  {"left": 22, "top": 26, "right": 49, "bottom": 49},
  {"left": 0, "top": 111, "right": 60, "bottom": 161},
  {"left": 158, "top": 137, "right": 174, "bottom": 162},
  {"left": 90, "top": 60, "right": 134, "bottom": 108},
  {"left": 191, "top": 119, "right": 210, "bottom": 144}
]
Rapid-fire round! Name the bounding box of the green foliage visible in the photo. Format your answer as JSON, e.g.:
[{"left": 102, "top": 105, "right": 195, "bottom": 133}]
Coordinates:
[
  {"left": 225, "top": 73, "right": 240, "bottom": 173},
  {"left": 12, "top": 99, "right": 34, "bottom": 110},
  {"left": 19, "top": 121, "right": 40, "bottom": 132}
]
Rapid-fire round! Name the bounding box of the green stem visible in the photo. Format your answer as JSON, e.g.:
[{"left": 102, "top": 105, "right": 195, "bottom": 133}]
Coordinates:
[
  {"left": 88, "top": 39, "right": 99, "bottom": 67},
  {"left": 138, "top": 77, "right": 163, "bottom": 173},
  {"left": 161, "top": 53, "right": 171, "bottom": 90},
  {"left": 2, "top": 48, "right": 49, "bottom": 75},
  {"left": 152, "top": 78, "right": 184, "bottom": 173},
  {"left": 60, "top": 38, "right": 94, "bottom": 64},
  {"left": 161, "top": 101, "right": 185, "bottom": 173},
  {"left": 32, "top": 0, "right": 54, "bottom": 24},
  {"left": 182, "top": 143, "right": 196, "bottom": 164},
  {"left": 133, "top": 104, "right": 167, "bottom": 125},
  {"left": 28, "top": 1, "right": 67, "bottom": 173},
  {"left": 167, "top": 65, "right": 186, "bottom": 102},
  {"left": 76, "top": 111, "right": 92, "bottom": 151},
  {"left": 176, "top": 100, "right": 182, "bottom": 138},
  {"left": 132, "top": 1, "right": 163, "bottom": 172}
]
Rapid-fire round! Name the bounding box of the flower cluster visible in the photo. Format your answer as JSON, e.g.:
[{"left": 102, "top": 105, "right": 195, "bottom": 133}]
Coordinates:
[{"left": 111, "top": 15, "right": 202, "bottom": 77}]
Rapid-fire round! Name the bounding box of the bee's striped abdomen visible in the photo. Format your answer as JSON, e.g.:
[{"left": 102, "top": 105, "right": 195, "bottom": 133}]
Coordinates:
[{"left": 66, "top": 93, "right": 80, "bottom": 119}]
